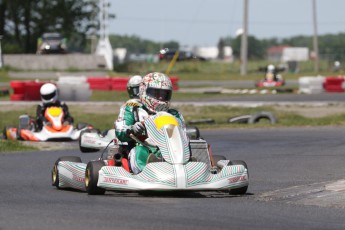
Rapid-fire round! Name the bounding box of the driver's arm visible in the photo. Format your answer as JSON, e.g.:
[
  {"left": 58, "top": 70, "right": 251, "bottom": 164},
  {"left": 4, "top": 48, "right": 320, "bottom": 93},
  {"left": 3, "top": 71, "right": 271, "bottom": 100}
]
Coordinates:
[
  {"left": 115, "top": 104, "right": 135, "bottom": 142},
  {"left": 35, "top": 104, "right": 45, "bottom": 130},
  {"left": 61, "top": 103, "right": 74, "bottom": 123}
]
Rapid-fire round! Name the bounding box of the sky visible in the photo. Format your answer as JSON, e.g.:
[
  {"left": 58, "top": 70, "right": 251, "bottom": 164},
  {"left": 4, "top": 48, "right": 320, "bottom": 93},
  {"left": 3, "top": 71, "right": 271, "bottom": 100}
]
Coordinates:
[{"left": 108, "top": 0, "right": 345, "bottom": 47}]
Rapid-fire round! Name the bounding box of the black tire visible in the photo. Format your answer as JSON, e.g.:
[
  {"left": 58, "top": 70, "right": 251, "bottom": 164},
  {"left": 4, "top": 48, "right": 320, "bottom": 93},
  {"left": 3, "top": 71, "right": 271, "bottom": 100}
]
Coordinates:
[
  {"left": 188, "top": 118, "right": 215, "bottom": 125},
  {"left": 79, "top": 129, "right": 101, "bottom": 153},
  {"left": 101, "top": 129, "right": 110, "bottom": 137},
  {"left": 248, "top": 111, "right": 277, "bottom": 124},
  {"left": 228, "top": 160, "right": 249, "bottom": 195},
  {"left": 77, "top": 122, "right": 90, "bottom": 130},
  {"left": 2, "top": 126, "right": 11, "bottom": 140},
  {"left": 228, "top": 115, "right": 251, "bottom": 124},
  {"left": 52, "top": 156, "right": 82, "bottom": 189},
  {"left": 186, "top": 126, "right": 200, "bottom": 140},
  {"left": 212, "top": 155, "right": 226, "bottom": 167},
  {"left": 85, "top": 160, "right": 106, "bottom": 195}
]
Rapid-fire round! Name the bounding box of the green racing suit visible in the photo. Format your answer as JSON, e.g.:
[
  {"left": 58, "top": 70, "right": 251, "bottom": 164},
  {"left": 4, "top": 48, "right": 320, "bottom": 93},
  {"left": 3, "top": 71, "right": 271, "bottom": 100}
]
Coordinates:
[{"left": 115, "top": 99, "right": 186, "bottom": 174}]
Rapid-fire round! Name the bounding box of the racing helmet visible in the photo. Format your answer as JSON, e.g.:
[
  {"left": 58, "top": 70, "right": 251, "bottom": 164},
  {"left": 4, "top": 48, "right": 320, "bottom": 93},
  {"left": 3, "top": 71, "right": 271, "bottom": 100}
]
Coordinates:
[
  {"left": 139, "top": 72, "right": 173, "bottom": 113},
  {"left": 267, "top": 64, "right": 275, "bottom": 73},
  {"left": 127, "top": 75, "right": 142, "bottom": 99},
  {"left": 40, "top": 83, "right": 58, "bottom": 104}
]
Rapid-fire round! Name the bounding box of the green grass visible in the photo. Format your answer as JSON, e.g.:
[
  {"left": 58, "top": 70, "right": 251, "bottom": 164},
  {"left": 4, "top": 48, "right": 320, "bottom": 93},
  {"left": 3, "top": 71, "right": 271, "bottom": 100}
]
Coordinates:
[
  {"left": 109, "top": 59, "right": 339, "bottom": 81},
  {"left": 2, "top": 104, "right": 345, "bottom": 131},
  {"left": 0, "top": 59, "right": 337, "bottom": 83},
  {"left": 2, "top": 104, "right": 345, "bottom": 152},
  {"left": 0, "top": 59, "right": 343, "bottom": 152}
]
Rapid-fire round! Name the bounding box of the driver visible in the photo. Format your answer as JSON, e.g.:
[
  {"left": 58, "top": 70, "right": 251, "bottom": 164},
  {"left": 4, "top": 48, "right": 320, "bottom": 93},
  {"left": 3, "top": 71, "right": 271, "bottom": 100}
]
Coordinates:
[
  {"left": 265, "top": 64, "right": 277, "bottom": 81},
  {"left": 115, "top": 72, "right": 186, "bottom": 174},
  {"left": 127, "top": 75, "right": 142, "bottom": 100},
  {"left": 111, "top": 75, "right": 143, "bottom": 157},
  {"left": 35, "top": 83, "right": 74, "bottom": 131}
]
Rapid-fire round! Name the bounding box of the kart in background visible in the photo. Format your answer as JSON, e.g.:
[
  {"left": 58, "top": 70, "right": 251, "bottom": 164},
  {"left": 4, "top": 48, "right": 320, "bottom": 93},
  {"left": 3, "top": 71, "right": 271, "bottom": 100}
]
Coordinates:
[
  {"left": 3, "top": 106, "right": 92, "bottom": 141},
  {"left": 255, "top": 65, "right": 285, "bottom": 88}
]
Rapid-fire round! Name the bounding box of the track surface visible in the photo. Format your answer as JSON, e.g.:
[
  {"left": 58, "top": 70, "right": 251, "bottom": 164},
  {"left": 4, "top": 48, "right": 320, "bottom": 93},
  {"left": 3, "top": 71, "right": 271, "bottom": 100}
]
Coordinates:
[{"left": 1, "top": 127, "right": 345, "bottom": 230}]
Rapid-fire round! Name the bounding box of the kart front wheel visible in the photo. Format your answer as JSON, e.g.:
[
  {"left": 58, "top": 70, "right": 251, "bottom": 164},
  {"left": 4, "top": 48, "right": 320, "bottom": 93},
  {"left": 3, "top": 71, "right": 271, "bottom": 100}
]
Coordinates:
[
  {"left": 79, "top": 129, "right": 101, "bottom": 153},
  {"left": 85, "top": 160, "right": 105, "bottom": 195},
  {"left": 52, "top": 156, "right": 82, "bottom": 189},
  {"left": 228, "top": 160, "right": 249, "bottom": 195}
]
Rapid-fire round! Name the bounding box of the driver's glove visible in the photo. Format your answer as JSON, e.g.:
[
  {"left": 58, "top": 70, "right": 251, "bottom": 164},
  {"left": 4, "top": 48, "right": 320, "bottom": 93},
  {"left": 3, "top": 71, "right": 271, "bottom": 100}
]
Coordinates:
[{"left": 132, "top": 122, "right": 145, "bottom": 135}]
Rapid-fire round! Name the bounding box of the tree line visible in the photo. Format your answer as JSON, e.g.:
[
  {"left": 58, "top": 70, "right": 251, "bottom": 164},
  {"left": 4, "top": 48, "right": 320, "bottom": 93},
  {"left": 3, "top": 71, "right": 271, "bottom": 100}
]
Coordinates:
[
  {"left": 0, "top": 0, "right": 98, "bottom": 53},
  {"left": 224, "top": 33, "right": 345, "bottom": 61},
  {"left": 0, "top": 0, "right": 344, "bottom": 61}
]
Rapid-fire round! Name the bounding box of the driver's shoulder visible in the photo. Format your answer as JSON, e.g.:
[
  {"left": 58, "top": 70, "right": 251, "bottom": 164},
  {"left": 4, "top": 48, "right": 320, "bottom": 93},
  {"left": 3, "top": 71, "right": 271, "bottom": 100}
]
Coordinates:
[
  {"left": 125, "top": 99, "right": 141, "bottom": 107},
  {"left": 167, "top": 108, "right": 181, "bottom": 116}
]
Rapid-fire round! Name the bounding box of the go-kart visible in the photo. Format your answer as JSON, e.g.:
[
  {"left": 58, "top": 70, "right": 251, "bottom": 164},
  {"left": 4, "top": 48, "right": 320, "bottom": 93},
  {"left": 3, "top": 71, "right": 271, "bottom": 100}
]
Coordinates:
[
  {"left": 255, "top": 66, "right": 285, "bottom": 88},
  {"left": 51, "top": 112, "right": 249, "bottom": 195},
  {"left": 3, "top": 106, "right": 93, "bottom": 141},
  {"left": 255, "top": 75, "right": 285, "bottom": 88}
]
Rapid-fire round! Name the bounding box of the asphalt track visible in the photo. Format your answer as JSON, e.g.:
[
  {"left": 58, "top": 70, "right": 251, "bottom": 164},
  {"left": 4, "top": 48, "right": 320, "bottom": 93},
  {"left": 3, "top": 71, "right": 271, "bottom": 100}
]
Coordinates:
[{"left": 1, "top": 127, "right": 345, "bottom": 230}]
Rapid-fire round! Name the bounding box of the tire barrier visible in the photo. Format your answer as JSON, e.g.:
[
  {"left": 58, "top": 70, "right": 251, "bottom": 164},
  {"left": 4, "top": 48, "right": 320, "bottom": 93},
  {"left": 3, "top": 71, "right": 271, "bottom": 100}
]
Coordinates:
[
  {"left": 87, "top": 76, "right": 179, "bottom": 91},
  {"left": 298, "top": 76, "right": 324, "bottom": 94},
  {"left": 323, "top": 76, "right": 345, "bottom": 93},
  {"left": 87, "top": 77, "right": 112, "bottom": 91},
  {"left": 57, "top": 76, "right": 92, "bottom": 101},
  {"left": 188, "top": 118, "right": 215, "bottom": 125},
  {"left": 10, "top": 80, "right": 47, "bottom": 101},
  {"left": 228, "top": 111, "right": 277, "bottom": 125},
  {"left": 228, "top": 115, "right": 252, "bottom": 124},
  {"left": 9, "top": 76, "right": 179, "bottom": 101},
  {"left": 248, "top": 111, "right": 277, "bottom": 124}
]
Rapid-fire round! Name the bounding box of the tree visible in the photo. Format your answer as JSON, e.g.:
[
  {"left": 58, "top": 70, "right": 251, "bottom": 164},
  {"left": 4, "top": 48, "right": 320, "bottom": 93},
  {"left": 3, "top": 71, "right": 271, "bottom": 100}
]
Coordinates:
[
  {"left": 2, "top": 0, "right": 99, "bottom": 53},
  {"left": 109, "top": 34, "right": 179, "bottom": 54},
  {"left": 227, "top": 35, "right": 265, "bottom": 60}
]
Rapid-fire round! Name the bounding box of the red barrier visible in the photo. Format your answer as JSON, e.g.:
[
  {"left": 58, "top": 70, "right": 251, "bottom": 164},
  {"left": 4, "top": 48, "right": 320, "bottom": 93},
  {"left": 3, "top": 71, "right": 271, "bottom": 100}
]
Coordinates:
[
  {"left": 111, "top": 77, "right": 128, "bottom": 91},
  {"left": 10, "top": 94, "right": 25, "bottom": 101},
  {"left": 87, "top": 77, "right": 112, "bottom": 90},
  {"left": 10, "top": 80, "right": 50, "bottom": 101},
  {"left": 24, "top": 81, "right": 46, "bottom": 100},
  {"left": 170, "top": 76, "right": 179, "bottom": 90},
  {"left": 87, "top": 76, "right": 179, "bottom": 91},
  {"left": 323, "top": 76, "right": 345, "bottom": 92}
]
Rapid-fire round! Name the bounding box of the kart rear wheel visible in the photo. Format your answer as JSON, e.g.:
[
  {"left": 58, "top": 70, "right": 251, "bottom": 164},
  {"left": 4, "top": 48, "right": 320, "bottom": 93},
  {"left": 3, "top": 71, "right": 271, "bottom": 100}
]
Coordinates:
[
  {"left": 228, "top": 160, "right": 249, "bottom": 195},
  {"left": 212, "top": 155, "right": 226, "bottom": 167},
  {"left": 2, "top": 126, "right": 10, "bottom": 139},
  {"left": 85, "top": 160, "right": 105, "bottom": 195},
  {"left": 186, "top": 126, "right": 201, "bottom": 140},
  {"left": 52, "top": 156, "right": 82, "bottom": 189},
  {"left": 77, "top": 122, "right": 91, "bottom": 130}
]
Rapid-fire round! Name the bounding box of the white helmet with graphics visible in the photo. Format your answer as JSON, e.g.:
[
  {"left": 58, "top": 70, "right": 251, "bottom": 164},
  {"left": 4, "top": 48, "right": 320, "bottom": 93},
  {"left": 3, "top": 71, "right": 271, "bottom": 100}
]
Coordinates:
[
  {"left": 40, "top": 83, "right": 58, "bottom": 104},
  {"left": 139, "top": 72, "right": 173, "bottom": 113},
  {"left": 127, "top": 75, "right": 142, "bottom": 99}
]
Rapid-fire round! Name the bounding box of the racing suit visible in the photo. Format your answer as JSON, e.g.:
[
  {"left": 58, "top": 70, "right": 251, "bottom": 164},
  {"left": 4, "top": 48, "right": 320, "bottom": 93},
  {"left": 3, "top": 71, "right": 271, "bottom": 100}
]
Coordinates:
[
  {"left": 115, "top": 100, "right": 186, "bottom": 174},
  {"left": 35, "top": 101, "right": 74, "bottom": 131}
]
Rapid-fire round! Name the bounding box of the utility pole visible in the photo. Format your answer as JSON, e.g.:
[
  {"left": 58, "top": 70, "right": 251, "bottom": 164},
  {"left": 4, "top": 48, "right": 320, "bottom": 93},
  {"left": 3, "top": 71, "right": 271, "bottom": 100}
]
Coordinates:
[
  {"left": 96, "top": 0, "right": 113, "bottom": 70},
  {"left": 312, "top": 0, "right": 319, "bottom": 72},
  {"left": 240, "top": 0, "right": 248, "bottom": 76},
  {"left": 0, "top": 35, "right": 3, "bottom": 69}
]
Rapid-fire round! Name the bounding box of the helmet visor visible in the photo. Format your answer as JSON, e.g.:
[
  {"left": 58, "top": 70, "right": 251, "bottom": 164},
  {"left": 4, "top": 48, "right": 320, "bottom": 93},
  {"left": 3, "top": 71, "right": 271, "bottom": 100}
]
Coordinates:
[
  {"left": 129, "top": 86, "right": 140, "bottom": 97},
  {"left": 41, "top": 91, "right": 56, "bottom": 101},
  {"left": 146, "top": 87, "right": 172, "bottom": 101}
]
